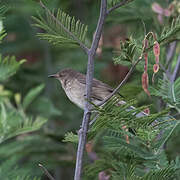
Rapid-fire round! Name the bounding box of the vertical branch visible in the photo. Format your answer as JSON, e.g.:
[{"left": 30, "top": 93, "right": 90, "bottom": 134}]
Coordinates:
[
  {"left": 74, "top": 0, "right": 107, "bottom": 180},
  {"left": 170, "top": 53, "right": 180, "bottom": 83}
]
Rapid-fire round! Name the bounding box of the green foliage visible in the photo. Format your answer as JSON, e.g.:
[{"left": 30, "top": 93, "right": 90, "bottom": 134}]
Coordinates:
[
  {"left": 0, "top": 156, "right": 41, "bottom": 180},
  {"left": 114, "top": 37, "right": 140, "bottom": 64},
  {"left": 0, "top": 99, "right": 47, "bottom": 144},
  {"left": 107, "top": 0, "right": 155, "bottom": 25},
  {"left": 85, "top": 152, "right": 180, "bottom": 179},
  {"left": 150, "top": 75, "right": 180, "bottom": 112},
  {"left": 108, "top": 0, "right": 127, "bottom": 7},
  {"left": 32, "top": 96, "right": 62, "bottom": 118},
  {"left": 15, "top": 177, "right": 41, "bottom": 180},
  {"left": 0, "top": 134, "right": 67, "bottom": 179},
  {"left": 0, "top": 16, "right": 47, "bottom": 145},
  {"left": 63, "top": 131, "right": 78, "bottom": 143},
  {"left": 0, "top": 29, "right": 7, "bottom": 43},
  {"left": 23, "top": 84, "right": 45, "bottom": 110},
  {"left": 0, "top": 5, "right": 8, "bottom": 18},
  {"left": 32, "top": 6, "right": 88, "bottom": 47},
  {"left": 160, "top": 16, "right": 180, "bottom": 44},
  {"left": 1, "top": 0, "right": 180, "bottom": 179},
  {"left": 142, "top": 166, "right": 177, "bottom": 180},
  {"left": 81, "top": 97, "right": 180, "bottom": 179},
  {"left": 0, "top": 10, "right": 52, "bottom": 178},
  {"left": 0, "top": 55, "right": 26, "bottom": 81},
  {"left": 113, "top": 16, "right": 180, "bottom": 68}
]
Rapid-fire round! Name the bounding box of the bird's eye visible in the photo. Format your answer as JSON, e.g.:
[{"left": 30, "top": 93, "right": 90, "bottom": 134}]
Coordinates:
[{"left": 59, "top": 73, "right": 64, "bottom": 77}]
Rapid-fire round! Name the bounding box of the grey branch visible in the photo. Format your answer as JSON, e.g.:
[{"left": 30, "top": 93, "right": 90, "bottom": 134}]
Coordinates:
[
  {"left": 166, "top": 41, "right": 177, "bottom": 76},
  {"left": 74, "top": 0, "right": 107, "bottom": 180},
  {"left": 107, "top": 0, "right": 134, "bottom": 15},
  {"left": 39, "top": 163, "right": 55, "bottom": 180},
  {"left": 171, "top": 53, "right": 180, "bottom": 83},
  {"left": 39, "top": 1, "right": 89, "bottom": 54},
  {"left": 166, "top": 42, "right": 177, "bottom": 66}
]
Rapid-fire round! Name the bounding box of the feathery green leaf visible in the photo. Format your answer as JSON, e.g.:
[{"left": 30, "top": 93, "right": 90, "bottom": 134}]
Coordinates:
[{"left": 32, "top": 8, "right": 88, "bottom": 47}]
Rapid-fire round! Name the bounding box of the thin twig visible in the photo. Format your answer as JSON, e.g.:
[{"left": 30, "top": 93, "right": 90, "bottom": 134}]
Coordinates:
[
  {"left": 159, "top": 63, "right": 171, "bottom": 79},
  {"left": 166, "top": 41, "right": 177, "bottom": 67},
  {"left": 107, "top": 0, "right": 134, "bottom": 15},
  {"left": 39, "top": 163, "right": 55, "bottom": 180},
  {"left": 39, "top": 0, "right": 89, "bottom": 54},
  {"left": 74, "top": 1, "right": 107, "bottom": 180},
  {"left": 97, "top": 56, "right": 143, "bottom": 107},
  {"left": 170, "top": 53, "right": 180, "bottom": 82},
  {"left": 98, "top": 33, "right": 178, "bottom": 107}
]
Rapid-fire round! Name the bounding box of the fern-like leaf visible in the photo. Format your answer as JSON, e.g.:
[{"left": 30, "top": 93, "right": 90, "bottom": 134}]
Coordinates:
[
  {"left": 0, "top": 55, "right": 26, "bottom": 82},
  {"left": 0, "top": 29, "right": 7, "bottom": 43},
  {"left": 160, "top": 16, "right": 180, "bottom": 44},
  {"left": 142, "top": 166, "right": 177, "bottom": 180},
  {"left": 63, "top": 132, "right": 78, "bottom": 143},
  {"left": 32, "top": 8, "right": 88, "bottom": 47},
  {"left": 0, "top": 102, "right": 47, "bottom": 144},
  {"left": 23, "top": 84, "right": 45, "bottom": 110},
  {"left": 150, "top": 75, "right": 180, "bottom": 112},
  {"left": 0, "top": 5, "right": 8, "bottom": 18}
]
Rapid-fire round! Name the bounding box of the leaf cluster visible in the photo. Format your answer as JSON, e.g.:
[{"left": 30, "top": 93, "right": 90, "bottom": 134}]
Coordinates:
[
  {"left": 32, "top": 6, "right": 88, "bottom": 48},
  {"left": 113, "top": 16, "right": 180, "bottom": 69},
  {"left": 150, "top": 75, "right": 180, "bottom": 112},
  {"left": 80, "top": 96, "right": 179, "bottom": 179}
]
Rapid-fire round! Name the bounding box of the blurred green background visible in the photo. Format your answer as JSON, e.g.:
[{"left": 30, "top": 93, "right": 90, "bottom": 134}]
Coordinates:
[{"left": 0, "top": 0, "right": 179, "bottom": 179}]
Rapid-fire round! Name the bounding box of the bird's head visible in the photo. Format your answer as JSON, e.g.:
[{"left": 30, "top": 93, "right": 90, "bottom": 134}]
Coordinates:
[{"left": 48, "top": 68, "right": 77, "bottom": 86}]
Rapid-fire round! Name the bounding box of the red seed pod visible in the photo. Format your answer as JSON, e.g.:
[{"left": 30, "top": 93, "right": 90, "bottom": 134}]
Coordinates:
[
  {"left": 153, "top": 41, "right": 160, "bottom": 57},
  {"left": 144, "top": 53, "right": 148, "bottom": 72},
  {"left": 155, "top": 55, "right": 159, "bottom": 64},
  {"left": 153, "top": 63, "right": 159, "bottom": 73},
  {"left": 152, "top": 64, "right": 159, "bottom": 83},
  {"left": 144, "top": 108, "right": 150, "bottom": 115},
  {"left": 142, "top": 72, "right": 150, "bottom": 96}
]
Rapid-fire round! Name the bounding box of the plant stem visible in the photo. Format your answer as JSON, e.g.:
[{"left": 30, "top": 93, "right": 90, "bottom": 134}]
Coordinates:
[
  {"left": 170, "top": 53, "right": 180, "bottom": 82},
  {"left": 39, "top": 164, "right": 55, "bottom": 180},
  {"left": 74, "top": 1, "right": 107, "bottom": 179},
  {"left": 98, "top": 56, "right": 142, "bottom": 106},
  {"left": 107, "top": 0, "right": 134, "bottom": 14}
]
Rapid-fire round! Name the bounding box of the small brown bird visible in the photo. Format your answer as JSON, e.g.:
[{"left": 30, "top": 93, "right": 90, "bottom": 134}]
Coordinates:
[
  {"left": 48, "top": 68, "right": 147, "bottom": 123},
  {"left": 48, "top": 68, "right": 117, "bottom": 109}
]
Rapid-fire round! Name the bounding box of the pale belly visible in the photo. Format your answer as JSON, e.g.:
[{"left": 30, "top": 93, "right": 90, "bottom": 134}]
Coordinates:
[
  {"left": 65, "top": 86, "right": 85, "bottom": 109},
  {"left": 62, "top": 81, "right": 100, "bottom": 109}
]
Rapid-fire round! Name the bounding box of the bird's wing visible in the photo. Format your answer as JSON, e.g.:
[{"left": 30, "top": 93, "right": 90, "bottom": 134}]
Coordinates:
[{"left": 76, "top": 73, "right": 113, "bottom": 101}]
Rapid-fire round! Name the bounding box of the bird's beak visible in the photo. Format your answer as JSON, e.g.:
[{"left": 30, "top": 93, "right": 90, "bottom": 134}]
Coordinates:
[{"left": 48, "top": 74, "right": 59, "bottom": 78}]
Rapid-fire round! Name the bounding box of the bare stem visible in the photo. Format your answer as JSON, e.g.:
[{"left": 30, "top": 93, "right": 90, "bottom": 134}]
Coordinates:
[
  {"left": 98, "top": 56, "right": 142, "bottom": 106},
  {"left": 39, "top": 164, "right": 55, "bottom": 180},
  {"left": 39, "top": 0, "right": 89, "bottom": 54},
  {"left": 74, "top": 0, "right": 107, "bottom": 180},
  {"left": 166, "top": 41, "right": 177, "bottom": 68},
  {"left": 170, "top": 53, "right": 180, "bottom": 82},
  {"left": 107, "top": 0, "right": 134, "bottom": 15}
]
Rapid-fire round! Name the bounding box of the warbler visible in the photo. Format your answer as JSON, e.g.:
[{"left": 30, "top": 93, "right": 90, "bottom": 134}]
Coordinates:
[
  {"left": 48, "top": 68, "right": 119, "bottom": 109},
  {"left": 48, "top": 68, "right": 146, "bottom": 117}
]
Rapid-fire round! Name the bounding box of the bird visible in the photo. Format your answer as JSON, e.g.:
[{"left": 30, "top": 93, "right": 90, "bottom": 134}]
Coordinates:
[
  {"left": 48, "top": 68, "right": 121, "bottom": 109},
  {"left": 48, "top": 68, "right": 146, "bottom": 118}
]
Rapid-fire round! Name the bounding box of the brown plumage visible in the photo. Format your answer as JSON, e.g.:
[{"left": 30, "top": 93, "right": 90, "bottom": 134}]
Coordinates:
[
  {"left": 48, "top": 68, "right": 115, "bottom": 109},
  {"left": 49, "top": 68, "right": 146, "bottom": 119}
]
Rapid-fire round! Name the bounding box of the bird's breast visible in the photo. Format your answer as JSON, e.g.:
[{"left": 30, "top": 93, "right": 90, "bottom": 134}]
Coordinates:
[{"left": 62, "top": 80, "right": 85, "bottom": 109}]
